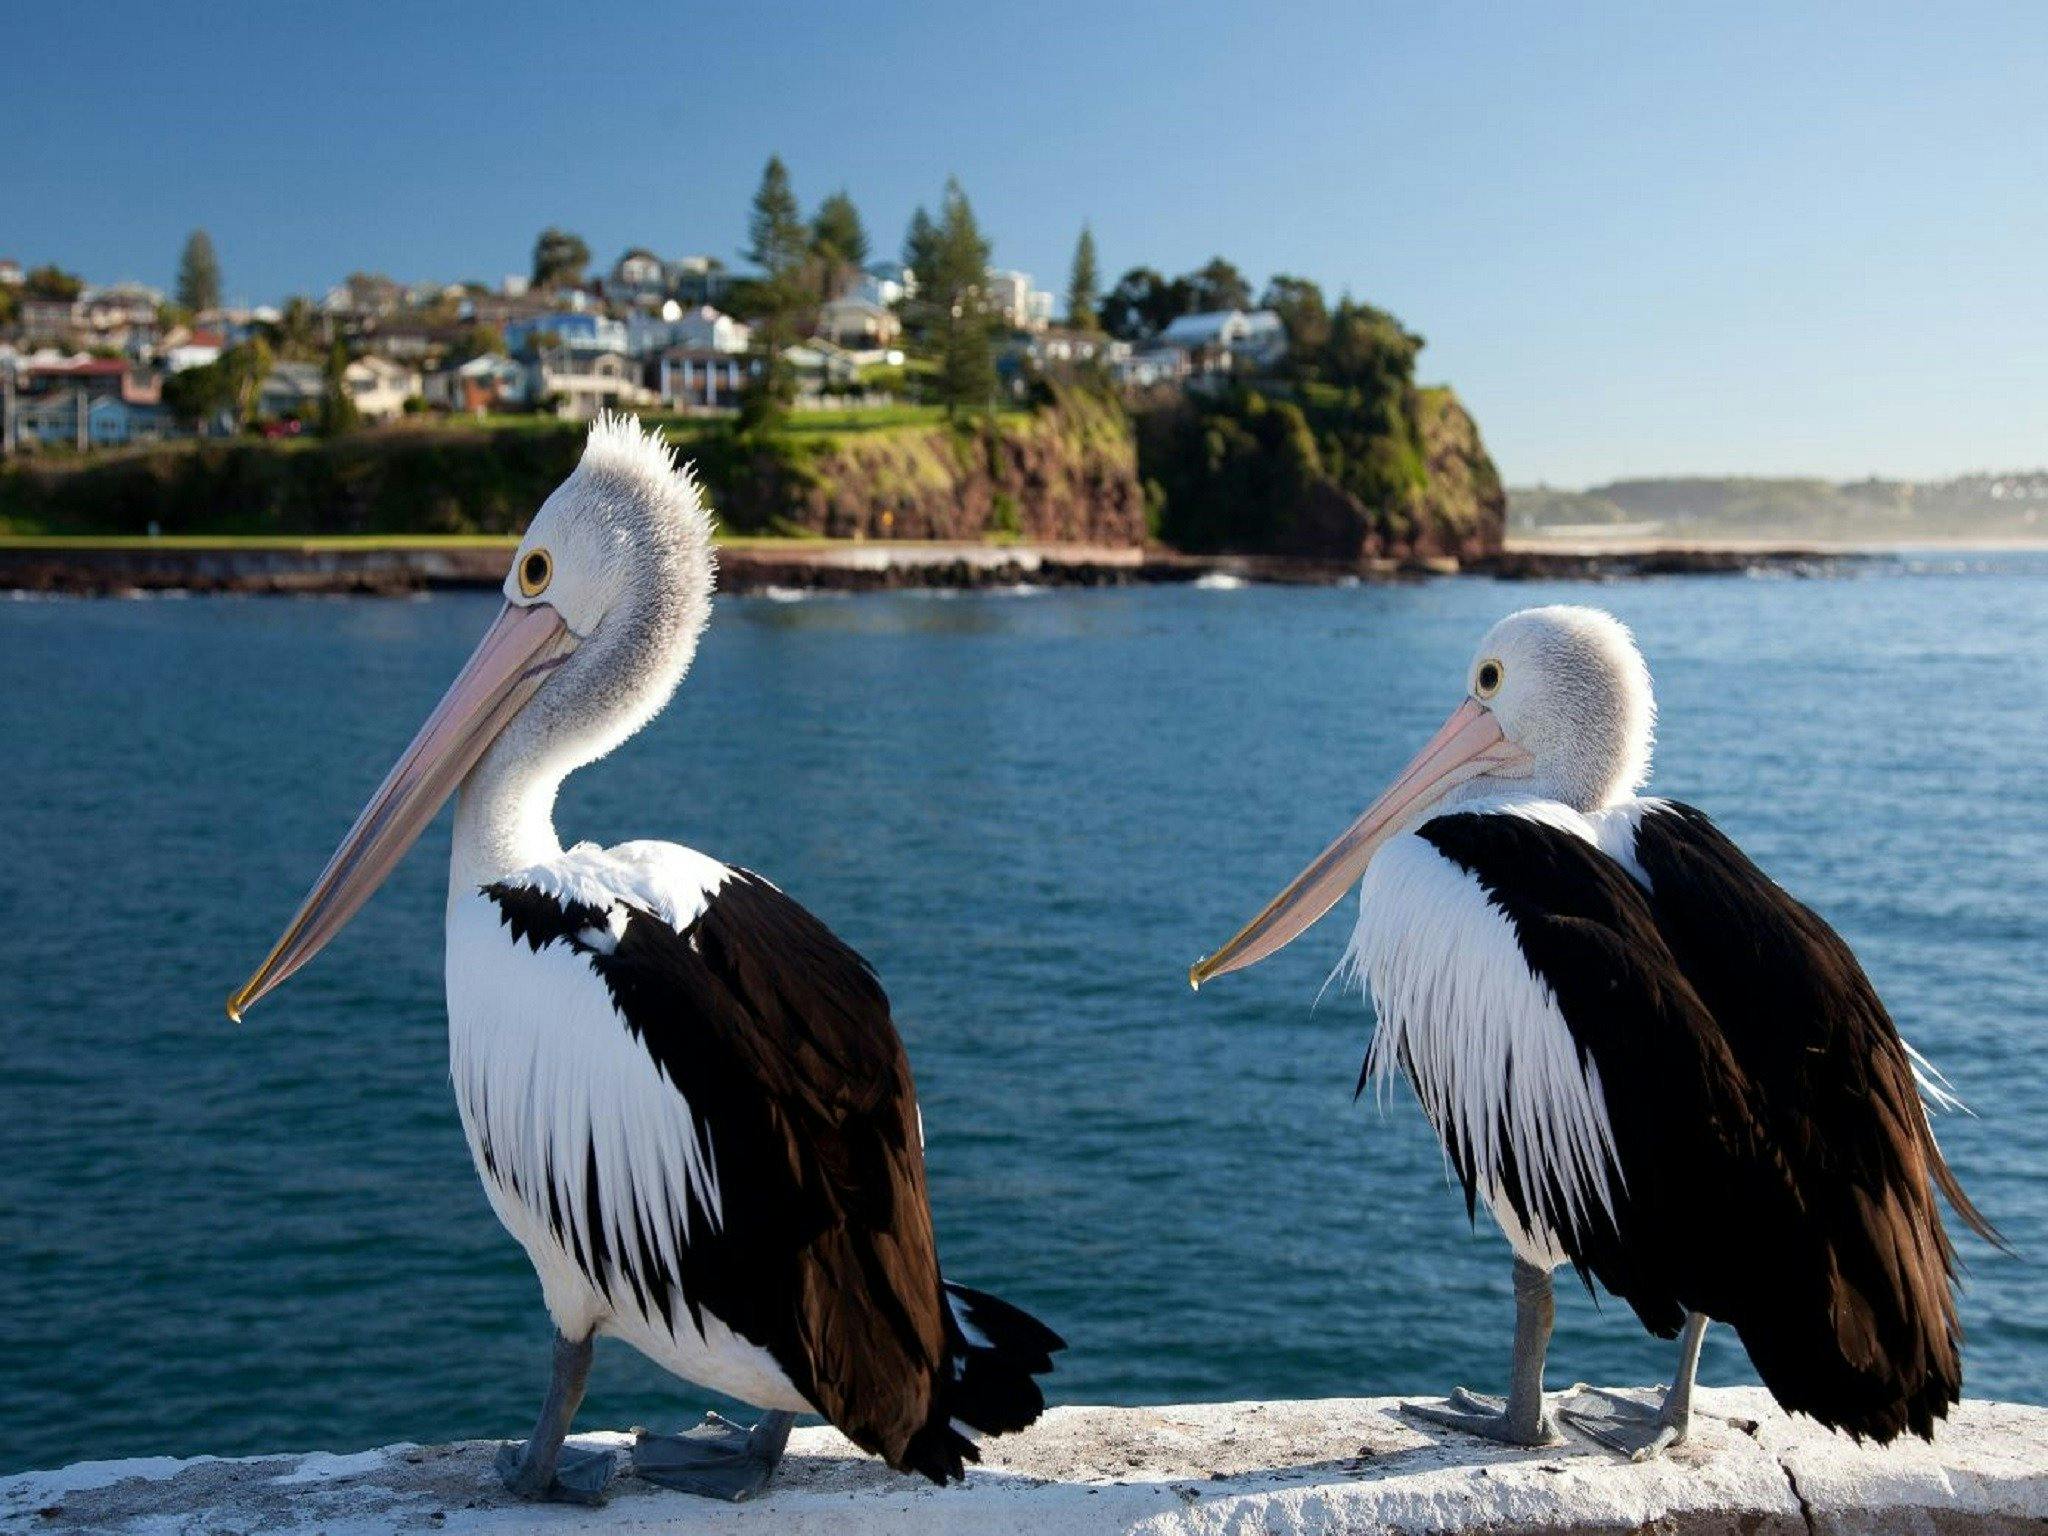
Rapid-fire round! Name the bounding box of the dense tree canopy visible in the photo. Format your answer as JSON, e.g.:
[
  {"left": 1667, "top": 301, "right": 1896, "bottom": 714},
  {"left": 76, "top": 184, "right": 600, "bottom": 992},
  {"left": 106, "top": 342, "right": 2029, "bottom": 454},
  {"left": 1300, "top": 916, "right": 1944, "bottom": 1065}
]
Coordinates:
[
  {"left": 23, "top": 264, "right": 83, "bottom": 301},
  {"left": 1185, "top": 256, "right": 1252, "bottom": 313},
  {"left": 1260, "top": 275, "right": 1330, "bottom": 357},
  {"left": 530, "top": 228, "right": 590, "bottom": 289}
]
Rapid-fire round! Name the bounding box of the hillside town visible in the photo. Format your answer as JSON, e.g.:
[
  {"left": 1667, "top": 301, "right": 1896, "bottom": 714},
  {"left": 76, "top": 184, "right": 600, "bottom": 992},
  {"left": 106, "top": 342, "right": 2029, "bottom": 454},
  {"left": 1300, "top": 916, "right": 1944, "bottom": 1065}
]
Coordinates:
[{"left": 0, "top": 165, "right": 1298, "bottom": 455}]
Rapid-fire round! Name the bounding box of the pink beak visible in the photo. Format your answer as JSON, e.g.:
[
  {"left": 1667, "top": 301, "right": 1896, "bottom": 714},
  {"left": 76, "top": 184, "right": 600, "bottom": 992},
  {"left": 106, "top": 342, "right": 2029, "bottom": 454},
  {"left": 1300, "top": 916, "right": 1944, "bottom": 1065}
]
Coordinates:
[
  {"left": 1189, "top": 698, "right": 1532, "bottom": 988},
  {"left": 228, "top": 601, "right": 577, "bottom": 1020}
]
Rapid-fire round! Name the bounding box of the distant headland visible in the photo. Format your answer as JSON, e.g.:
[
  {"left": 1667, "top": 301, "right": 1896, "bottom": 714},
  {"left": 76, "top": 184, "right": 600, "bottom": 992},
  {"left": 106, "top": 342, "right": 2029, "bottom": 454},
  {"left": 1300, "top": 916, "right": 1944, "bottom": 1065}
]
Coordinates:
[{"left": 0, "top": 159, "right": 1504, "bottom": 570}]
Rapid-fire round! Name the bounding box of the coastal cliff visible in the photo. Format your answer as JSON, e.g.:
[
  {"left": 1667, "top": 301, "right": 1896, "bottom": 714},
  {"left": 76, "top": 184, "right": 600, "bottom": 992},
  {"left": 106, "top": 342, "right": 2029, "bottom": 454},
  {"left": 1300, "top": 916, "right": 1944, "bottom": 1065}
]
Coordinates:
[
  {"left": 6, "top": 1389, "right": 2041, "bottom": 1534},
  {"left": 0, "top": 394, "right": 1147, "bottom": 547},
  {"left": 705, "top": 386, "right": 1146, "bottom": 543},
  {"left": 0, "top": 382, "right": 1506, "bottom": 565},
  {"left": 1133, "top": 383, "right": 1506, "bottom": 564}
]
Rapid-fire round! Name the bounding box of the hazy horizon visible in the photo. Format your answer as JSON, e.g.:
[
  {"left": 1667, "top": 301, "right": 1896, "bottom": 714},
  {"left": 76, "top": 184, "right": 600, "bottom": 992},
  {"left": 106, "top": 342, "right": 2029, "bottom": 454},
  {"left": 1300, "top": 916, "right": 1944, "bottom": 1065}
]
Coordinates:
[{"left": 9, "top": 2, "right": 2045, "bottom": 487}]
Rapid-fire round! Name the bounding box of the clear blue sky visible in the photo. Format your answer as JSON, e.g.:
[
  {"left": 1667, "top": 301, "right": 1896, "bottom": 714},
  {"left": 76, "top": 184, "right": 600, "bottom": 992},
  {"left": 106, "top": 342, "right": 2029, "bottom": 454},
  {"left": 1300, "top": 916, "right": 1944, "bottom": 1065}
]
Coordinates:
[{"left": 9, "top": 3, "right": 2045, "bottom": 486}]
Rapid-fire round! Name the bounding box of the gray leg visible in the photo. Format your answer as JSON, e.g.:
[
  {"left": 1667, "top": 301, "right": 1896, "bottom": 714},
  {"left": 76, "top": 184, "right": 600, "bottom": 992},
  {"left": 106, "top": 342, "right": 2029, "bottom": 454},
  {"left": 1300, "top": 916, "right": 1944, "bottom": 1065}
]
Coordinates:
[
  {"left": 494, "top": 1332, "right": 618, "bottom": 1504},
  {"left": 631, "top": 1409, "right": 797, "bottom": 1502},
  {"left": 1402, "top": 1258, "right": 1560, "bottom": 1446},
  {"left": 1561, "top": 1311, "right": 1709, "bottom": 1461}
]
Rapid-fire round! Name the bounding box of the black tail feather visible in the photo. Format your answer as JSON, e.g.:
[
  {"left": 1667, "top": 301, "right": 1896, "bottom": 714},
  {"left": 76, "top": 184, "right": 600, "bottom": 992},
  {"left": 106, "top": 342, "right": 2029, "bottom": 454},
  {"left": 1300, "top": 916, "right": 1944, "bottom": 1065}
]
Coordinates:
[{"left": 899, "top": 1281, "right": 1064, "bottom": 1484}]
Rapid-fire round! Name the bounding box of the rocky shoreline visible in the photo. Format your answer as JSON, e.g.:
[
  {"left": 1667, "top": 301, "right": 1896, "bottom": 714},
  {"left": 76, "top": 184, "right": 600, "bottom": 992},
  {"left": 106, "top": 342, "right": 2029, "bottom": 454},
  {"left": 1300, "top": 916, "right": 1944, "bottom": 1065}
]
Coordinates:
[{"left": 0, "top": 541, "right": 1860, "bottom": 598}]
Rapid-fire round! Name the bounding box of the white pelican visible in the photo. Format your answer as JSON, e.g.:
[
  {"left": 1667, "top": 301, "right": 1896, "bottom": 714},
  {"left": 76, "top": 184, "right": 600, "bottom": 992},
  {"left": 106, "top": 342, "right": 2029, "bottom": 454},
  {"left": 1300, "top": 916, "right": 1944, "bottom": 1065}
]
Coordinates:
[
  {"left": 229, "top": 415, "right": 1062, "bottom": 1503},
  {"left": 1191, "top": 605, "right": 1999, "bottom": 1458}
]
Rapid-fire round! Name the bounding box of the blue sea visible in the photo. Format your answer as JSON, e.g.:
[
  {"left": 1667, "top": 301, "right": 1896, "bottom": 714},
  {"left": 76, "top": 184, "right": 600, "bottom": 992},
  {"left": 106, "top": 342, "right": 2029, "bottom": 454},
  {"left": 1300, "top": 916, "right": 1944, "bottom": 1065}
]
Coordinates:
[{"left": 3, "top": 556, "right": 2042, "bottom": 1474}]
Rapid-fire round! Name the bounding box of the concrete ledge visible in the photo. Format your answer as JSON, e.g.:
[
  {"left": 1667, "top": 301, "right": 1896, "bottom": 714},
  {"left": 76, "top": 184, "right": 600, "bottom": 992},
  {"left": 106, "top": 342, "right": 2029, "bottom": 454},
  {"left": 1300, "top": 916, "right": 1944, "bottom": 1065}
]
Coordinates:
[{"left": 4, "top": 1388, "right": 2042, "bottom": 1535}]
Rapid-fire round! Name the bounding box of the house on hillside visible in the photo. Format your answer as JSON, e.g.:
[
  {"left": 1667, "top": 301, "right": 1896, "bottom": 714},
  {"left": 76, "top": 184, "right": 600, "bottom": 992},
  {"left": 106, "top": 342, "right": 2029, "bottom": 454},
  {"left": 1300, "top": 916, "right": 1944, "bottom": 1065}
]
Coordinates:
[
  {"left": 0, "top": 259, "right": 22, "bottom": 287},
  {"left": 15, "top": 391, "right": 174, "bottom": 448},
  {"left": 533, "top": 348, "right": 653, "bottom": 419},
  {"left": 652, "top": 348, "right": 760, "bottom": 411},
  {"left": 1025, "top": 329, "right": 1127, "bottom": 369},
  {"left": 1156, "top": 309, "right": 1287, "bottom": 373},
  {"left": 504, "top": 311, "right": 630, "bottom": 357},
  {"left": 424, "top": 353, "right": 531, "bottom": 413},
  {"left": 258, "top": 362, "right": 326, "bottom": 420},
  {"left": 344, "top": 356, "right": 422, "bottom": 421},
  {"left": 610, "top": 249, "right": 669, "bottom": 305},
  {"left": 160, "top": 327, "right": 224, "bottom": 373},
  {"left": 816, "top": 295, "right": 900, "bottom": 349},
  {"left": 19, "top": 298, "right": 84, "bottom": 345},
  {"left": 781, "top": 340, "right": 862, "bottom": 396},
  {"left": 22, "top": 357, "right": 162, "bottom": 405},
  {"left": 855, "top": 264, "right": 915, "bottom": 307},
  {"left": 985, "top": 270, "right": 1055, "bottom": 332},
  {"left": 627, "top": 305, "right": 750, "bottom": 357},
  {"left": 670, "top": 256, "right": 739, "bottom": 309}
]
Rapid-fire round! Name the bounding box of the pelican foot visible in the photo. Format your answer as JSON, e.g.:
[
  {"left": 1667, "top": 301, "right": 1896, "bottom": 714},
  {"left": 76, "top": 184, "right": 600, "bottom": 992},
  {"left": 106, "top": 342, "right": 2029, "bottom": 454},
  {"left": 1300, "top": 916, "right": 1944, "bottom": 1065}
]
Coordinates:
[
  {"left": 631, "top": 1409, "right": 794, "bottom": 1502},
  {"left": 1402, "top": 1387, "right": 1560, "bottom": 1447},
  {"left": 493, "top": 1440, "right": 617, "bottom": 1505},
  {"left": 1559, "top": 1387, "right": 1688, "bottom": 1461}
]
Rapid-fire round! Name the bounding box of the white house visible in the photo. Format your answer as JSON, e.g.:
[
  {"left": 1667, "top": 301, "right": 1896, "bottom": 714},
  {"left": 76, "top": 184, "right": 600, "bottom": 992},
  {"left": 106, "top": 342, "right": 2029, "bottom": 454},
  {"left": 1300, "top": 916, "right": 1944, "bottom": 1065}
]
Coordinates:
[
  {"left": 816, "top": 296, "right": 901, "bottom": 349},
  {"left": 533, "top": 348, "right": 654, "bottom": 419},
  {"left": 985, "top": 270, "right": 1056, "bottom": 332},
  {"left": 161, "top": 328, "right": 224, "bottom": 373},
  {"left": 854, "top": 264, "right": 915, "bottom": 308},
  {"left": 344, "top": 356, "right": 422, "bottom": 421},
  {"left": 653, "top": 348, "right": 760, "bottom": 411},
  {"left": 1156, "top": 309, "right": 1288, "bottom": 372},
  {"left": 629, "top": 305, "right": 751, "bottom": 356}
]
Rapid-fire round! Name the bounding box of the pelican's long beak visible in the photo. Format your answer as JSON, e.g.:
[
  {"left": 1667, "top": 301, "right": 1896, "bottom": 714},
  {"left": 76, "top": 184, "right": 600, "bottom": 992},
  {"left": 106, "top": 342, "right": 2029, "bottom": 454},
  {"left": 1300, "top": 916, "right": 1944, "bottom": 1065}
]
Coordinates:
[
  {"left": 228, "top": 602, "right": 577, "bottom": 1020},
  {"left": 1189, "top": 698, "right": 1531, "bottom": 989}
]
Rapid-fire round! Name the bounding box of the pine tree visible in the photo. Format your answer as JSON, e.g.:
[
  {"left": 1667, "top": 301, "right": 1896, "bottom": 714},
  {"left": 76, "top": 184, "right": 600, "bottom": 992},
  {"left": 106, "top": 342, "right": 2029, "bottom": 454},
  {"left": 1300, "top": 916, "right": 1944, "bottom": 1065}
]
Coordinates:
[
  {"left": 745, "top": 156, "right": 808, "bottom": 280},
  {"left": 176, "top": 229, "right": 222, "bottom": 313},
  {"left": 739, "top": 156, "right": 808, "bottom": 432},
  {"left": 903, "top": 206, "right": 939, "bottom": 293},
  {"left": 932, "top": 178, "right": 995, "bottom": 416},
  {"left": 1066, "top": 224, "right": 1099, "bottom": 332},
  {"left": 811, "top": 190, "right": 868, "bottom": 298}
]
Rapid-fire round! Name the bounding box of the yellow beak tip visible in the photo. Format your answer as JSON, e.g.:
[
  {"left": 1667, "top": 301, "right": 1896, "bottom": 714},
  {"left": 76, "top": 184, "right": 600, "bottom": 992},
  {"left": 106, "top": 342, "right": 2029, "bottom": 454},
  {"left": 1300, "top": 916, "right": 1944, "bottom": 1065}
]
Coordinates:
[{"left": 225, "top": 992, "right": 249, "bottom": 1024}]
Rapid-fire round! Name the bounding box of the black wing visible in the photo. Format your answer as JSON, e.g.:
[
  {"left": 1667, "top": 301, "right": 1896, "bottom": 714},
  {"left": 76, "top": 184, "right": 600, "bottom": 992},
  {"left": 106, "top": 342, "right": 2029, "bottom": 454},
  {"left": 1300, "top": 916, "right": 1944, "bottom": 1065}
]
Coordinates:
[
  {"left": 1419, "top": 809, "right": 1978, "bottom": 1442},
  {"left": 485, "top": 871, "right": 1058, "bottom": 1481}
]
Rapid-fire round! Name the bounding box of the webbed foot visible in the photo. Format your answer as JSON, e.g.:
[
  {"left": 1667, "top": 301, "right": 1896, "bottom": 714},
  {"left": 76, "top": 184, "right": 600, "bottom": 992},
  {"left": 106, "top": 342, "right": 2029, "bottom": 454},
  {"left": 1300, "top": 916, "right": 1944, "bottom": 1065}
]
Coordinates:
[
  {"left": 1559, "top": 1386, "right": 1688, "bottom": 1461},
  {"left": 494, "top": 1439, "right": 618, "bottom": 1504},
  {"left": 630, "top": 1410, "right": 793, "bottom": 1502},
  {"left": 1401, "top": 1386, "right": 1560, "bottom": 1447}
]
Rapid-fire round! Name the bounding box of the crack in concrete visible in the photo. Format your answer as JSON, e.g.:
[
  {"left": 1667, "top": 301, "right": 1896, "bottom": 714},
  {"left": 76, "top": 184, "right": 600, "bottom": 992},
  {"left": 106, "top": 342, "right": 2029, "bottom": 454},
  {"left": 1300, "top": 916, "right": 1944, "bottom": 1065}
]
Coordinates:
[
  {"left": 1778, "top": 1454, "right": 1819, "bottom": 1536},
  {"left": 1733, "top": 1412, "right": 1818, "bottom": 1536}
]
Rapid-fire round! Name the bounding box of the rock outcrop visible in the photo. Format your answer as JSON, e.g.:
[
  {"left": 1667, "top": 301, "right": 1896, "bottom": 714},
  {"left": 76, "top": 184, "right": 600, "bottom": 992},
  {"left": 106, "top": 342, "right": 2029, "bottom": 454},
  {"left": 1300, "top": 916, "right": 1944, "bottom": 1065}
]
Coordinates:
[{"left": 6, "top": 1388, "right": 2041, "bottom": 1535}]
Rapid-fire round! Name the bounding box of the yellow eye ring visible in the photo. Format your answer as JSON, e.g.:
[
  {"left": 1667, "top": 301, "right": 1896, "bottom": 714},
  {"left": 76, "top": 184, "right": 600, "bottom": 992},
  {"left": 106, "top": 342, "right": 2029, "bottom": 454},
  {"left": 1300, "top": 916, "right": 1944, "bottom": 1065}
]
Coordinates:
[
  {"left": 517, "top": 548, "right": 553, "bottom": 598},
  {"left": 1474, "top": 658, "right": 1504, "bottom": 699}
]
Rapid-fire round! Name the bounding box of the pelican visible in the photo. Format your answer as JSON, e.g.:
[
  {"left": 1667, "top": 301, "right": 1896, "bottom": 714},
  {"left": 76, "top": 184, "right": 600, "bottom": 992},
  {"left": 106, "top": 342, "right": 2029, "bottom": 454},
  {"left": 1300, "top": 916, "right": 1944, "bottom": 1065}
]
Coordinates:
[
  {"left": 1191, "top": 605, "right": 1999, "bottom": 1458},
  {"left": 229, "top": 414, "right": 1062, "bottom": 1503}
]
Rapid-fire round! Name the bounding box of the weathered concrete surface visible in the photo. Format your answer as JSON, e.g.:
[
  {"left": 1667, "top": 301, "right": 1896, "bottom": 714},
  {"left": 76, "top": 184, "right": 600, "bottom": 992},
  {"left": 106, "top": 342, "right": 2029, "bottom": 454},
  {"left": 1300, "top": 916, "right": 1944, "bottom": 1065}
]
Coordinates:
[{"left": 5, "top": 1389, "right": 2042, "bottom": 1535}]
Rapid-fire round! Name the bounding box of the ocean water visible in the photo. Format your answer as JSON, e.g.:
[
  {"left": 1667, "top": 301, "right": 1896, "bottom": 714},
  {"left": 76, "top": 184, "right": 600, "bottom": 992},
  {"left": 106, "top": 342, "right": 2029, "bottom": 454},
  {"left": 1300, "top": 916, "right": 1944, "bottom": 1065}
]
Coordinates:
[{"left": 2, "top": 557, "right": 2042, "bottom": 1474}]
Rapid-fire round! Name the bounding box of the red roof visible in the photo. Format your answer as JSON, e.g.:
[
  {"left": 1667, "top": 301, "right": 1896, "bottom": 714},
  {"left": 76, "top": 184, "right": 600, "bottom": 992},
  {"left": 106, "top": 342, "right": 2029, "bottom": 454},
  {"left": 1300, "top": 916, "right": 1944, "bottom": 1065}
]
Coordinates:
[{"left": 28, "top": 359, "right": 130, "bottom": 377}]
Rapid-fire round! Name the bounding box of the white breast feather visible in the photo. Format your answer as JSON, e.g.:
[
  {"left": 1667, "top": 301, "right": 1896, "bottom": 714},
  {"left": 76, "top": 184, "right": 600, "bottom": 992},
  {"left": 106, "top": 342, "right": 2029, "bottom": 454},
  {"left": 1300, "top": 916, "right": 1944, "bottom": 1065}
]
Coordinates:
[
  {"left": 1340, "top": 810, "right": 1626, "bottom": 1245},
  {"left": 447, "top": 841, "right": 733, "bottom": 1329}
]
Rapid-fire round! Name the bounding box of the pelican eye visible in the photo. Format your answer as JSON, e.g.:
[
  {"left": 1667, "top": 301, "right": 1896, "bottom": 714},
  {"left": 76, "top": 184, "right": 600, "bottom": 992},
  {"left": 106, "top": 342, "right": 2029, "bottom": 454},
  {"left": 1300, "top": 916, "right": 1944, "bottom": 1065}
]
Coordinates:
[
  {"left": 517, "top": 549, "right": 553, "bottom": 598},
  {"left": 1474, "top": 659, "right": 1504, "bottom": 699}
]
